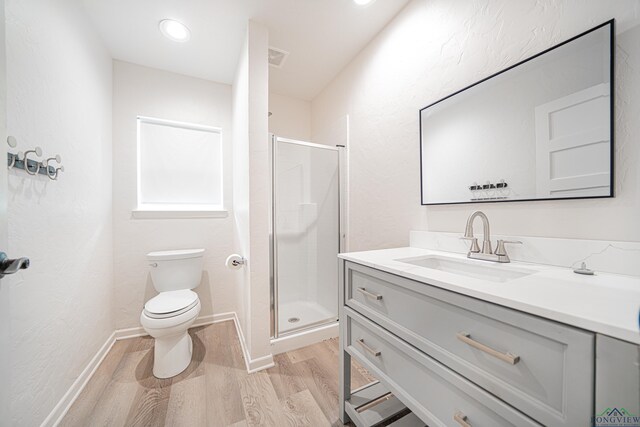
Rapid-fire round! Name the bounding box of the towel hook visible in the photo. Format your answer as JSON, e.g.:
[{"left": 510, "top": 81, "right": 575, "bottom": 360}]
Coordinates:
[
  {"left": 7, "top": 137, "right": 18, "bottom": 168},
  {"left": 53, "top": 165, "right": 64, "bottom": 180},
  {"left": 23, "top": 146, "right": 43, "bottom": 175},
  {"left": 45, "top": 154, "right": 62, "bottom": 180},
  {"left": 8, "top": 151, "right": 21, "bottom": 169}
]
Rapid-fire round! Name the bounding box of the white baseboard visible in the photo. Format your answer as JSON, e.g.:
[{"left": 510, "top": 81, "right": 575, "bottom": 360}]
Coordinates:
[
  {"left": 195, "top": 312, "right": 235, "bottom": 327},
  {"left": 113, "top": 325, "right": 147, "bottom": 340},
  {"left": 45, "top": 311, "right": 274, "bottom": 426},
  {"left": 227, "top": 312, "right": 275, "bottom": 373},
  {"left": 86, "top": 311, "right": 273, "bottom": 370},
  {"left": 43, "top": 332, "right": 116, "bottom": 427},
  {"left": 113, "top": 312, "right": 236, "bottom": 340},
  {"left": 246, "top": 353, "right": 275, "bottom": 373},
  {"left": 113, "top": 312, "right": 274, "bottom": 372},
  {"left": 270, "top": 322, "right": 339, "bottom": 355}
]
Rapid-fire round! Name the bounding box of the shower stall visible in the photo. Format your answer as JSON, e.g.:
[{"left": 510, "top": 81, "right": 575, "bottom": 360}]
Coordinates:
[{"left": 270, "top": 136, "right": 341, "bottom": 338}]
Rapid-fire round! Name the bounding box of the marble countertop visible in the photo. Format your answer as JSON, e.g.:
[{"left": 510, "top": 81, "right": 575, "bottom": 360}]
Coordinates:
[{"left": 339, "top": 247, "right": 640, "bottom": 345}]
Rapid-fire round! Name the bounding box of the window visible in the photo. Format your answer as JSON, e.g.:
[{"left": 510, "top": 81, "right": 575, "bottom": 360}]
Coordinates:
[{"left": 135, "top": 116, "right": 225, "bottom": 218}]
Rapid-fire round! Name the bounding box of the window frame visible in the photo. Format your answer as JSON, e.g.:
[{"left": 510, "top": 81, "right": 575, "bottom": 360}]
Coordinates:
[{"left": 133, "top": 115, "right": 227, "bottom": 219}]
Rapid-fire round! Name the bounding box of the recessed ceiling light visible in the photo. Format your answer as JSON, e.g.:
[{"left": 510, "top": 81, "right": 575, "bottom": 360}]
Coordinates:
[
  {"left": 353, "top": 0, "right": 375, "bottom": 5},
  {"left": 159, "top": 19, "right": 191, "bottom": 42}
]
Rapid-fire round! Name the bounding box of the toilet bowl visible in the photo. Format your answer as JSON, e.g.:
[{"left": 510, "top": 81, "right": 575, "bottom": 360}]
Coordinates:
[{"left": 140, "top": 249, "right": 204, "bottom": 378}]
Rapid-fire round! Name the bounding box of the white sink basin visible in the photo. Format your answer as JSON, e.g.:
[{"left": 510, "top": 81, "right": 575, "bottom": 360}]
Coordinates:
[{"left": 395, "top": 255, "right": 536, "bottom": 283}]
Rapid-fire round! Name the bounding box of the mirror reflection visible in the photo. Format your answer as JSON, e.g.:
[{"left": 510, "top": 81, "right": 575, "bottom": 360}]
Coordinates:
[{"left": 420, "top": 21, "right": 613, "bottom": 205}]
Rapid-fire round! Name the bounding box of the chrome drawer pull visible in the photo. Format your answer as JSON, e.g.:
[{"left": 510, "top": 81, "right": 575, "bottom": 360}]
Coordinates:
[
  {"left": 454, "top": 411, "right": 471, "bottom": 427},
  {"left": 456, "top": 332, "right": 520, "bottom": 365},
  {"left": 357, "top": 287, "right": 383, "bottom": 300},
  {"left": 357, "top": 339, "right": 381, "bottom": 357}
]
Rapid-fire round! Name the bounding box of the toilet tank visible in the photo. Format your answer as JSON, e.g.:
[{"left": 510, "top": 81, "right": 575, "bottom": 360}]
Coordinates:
[{"left": 147, "top": 249, "right": 205, "bottom": 292}]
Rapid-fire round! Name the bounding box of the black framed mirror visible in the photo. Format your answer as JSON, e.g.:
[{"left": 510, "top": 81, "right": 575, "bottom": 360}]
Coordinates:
[{"left": 420, "top": 20, "right": 614, "bottom": 205}]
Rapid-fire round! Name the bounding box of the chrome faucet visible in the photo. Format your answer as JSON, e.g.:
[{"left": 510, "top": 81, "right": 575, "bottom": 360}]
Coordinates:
[
  {"left": 462, "top": 211, "right": 521, "bottom": 263},
  {"left": 463, "top": 211, "right": 492, "bottom": 255}
]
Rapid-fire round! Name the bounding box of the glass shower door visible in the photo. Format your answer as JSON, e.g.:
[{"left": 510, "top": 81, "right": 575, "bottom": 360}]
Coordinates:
[{"left": 272, "top": 137, "right": 340, "bottom": 336}]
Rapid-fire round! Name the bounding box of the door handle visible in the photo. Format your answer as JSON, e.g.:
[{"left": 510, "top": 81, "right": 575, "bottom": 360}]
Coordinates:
[{"left": 0, "top": 252, "right": 30, "bottom": 278}]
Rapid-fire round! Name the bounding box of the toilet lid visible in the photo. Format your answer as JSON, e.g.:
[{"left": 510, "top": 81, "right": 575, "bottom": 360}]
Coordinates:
[
  {"left": 144, "top": 290, "right": 199, "bottom": 319},
  {"left": 147, "top": 248, "right": 205, "bottom": 261}
]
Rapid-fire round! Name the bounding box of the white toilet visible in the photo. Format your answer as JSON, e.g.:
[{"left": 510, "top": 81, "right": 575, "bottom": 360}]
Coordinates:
[{"left": 140, "top": 249, "right": 204, "bottom": 378}]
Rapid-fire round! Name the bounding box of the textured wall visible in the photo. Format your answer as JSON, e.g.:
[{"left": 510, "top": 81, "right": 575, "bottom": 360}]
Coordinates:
[
  {"left": 312, "top": 0, "right": 640, "bottom": 249},
  {"left": 246, "top": 21, "right": 272, "bottom": 363},
  {"left": 0, "top": 0, "right": 9, "bottom": 422},
  {"left": 112, "top": 61, "right": 237, "bottom": 330},
  {"left": 268, "top": 93, "right": 312, "bottom": 141},
  {"left": 5, "top": 0, "right": 114, "bottom": 425},
  {"left": 232, "top": 33, "right": 250, "bottom": 340},
  {"left": 232, "top": 21, "right": 272, "bottom": 365}
]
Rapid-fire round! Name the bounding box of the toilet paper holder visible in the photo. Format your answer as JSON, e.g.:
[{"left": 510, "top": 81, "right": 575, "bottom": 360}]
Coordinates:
[
  {"left": 230, "top": 257, "right": 246, "bottom": 267},
  {"left": 225, "top": 254, "right": 246, "bottom": 269}
]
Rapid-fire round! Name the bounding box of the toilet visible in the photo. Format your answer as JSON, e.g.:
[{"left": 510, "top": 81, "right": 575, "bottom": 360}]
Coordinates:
[{"left": 140, "top": 249, "right": 204, "bottom": 378}]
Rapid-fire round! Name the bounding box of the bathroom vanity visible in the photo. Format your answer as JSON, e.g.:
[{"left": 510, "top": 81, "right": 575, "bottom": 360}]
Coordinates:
[{"left": 338, "top": 248, "right": 640, "bottom": 427}]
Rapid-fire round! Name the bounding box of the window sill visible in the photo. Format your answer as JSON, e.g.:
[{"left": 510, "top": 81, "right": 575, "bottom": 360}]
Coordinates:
[{"left": 131, "top": 209, "right": 229, "bottom": 219}]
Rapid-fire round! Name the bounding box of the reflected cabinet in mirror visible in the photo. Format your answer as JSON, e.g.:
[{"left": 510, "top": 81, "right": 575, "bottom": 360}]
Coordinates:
[{"left": 420, "top": 20, "right": 613, "bottom": 205}]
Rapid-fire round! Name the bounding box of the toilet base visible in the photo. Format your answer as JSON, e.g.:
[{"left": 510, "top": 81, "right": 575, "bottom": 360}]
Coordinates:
[{"left": 152, "top": 332, "right": 193, "bottom": 378}]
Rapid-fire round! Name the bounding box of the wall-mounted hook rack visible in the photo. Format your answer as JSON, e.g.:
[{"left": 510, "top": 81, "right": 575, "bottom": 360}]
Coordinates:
[{"left": 6, "top": 136, "right": 64, "bottom": 180}]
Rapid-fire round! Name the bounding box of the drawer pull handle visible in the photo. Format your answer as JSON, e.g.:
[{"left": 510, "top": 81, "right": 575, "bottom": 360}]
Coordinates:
[
  {"left": 454, "top": 411, "right": 471, "bottom": 427},
  {"left": 456, "top": 332, "right": 520, "bottom": 365},
  {"left": 357, "top": 287, "right": 383, "bottom": 300},
  {"left": 357, "top": 339, "right": 381, "bottom": 356}
]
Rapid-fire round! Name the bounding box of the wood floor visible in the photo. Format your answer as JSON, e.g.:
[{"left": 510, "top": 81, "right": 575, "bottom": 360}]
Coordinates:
[{"left": 60, "top": 321, "right": 375, "bottom": 426}]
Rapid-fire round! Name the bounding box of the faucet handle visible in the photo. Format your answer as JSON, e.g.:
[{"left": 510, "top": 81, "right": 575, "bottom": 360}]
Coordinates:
[
  {"left": 460, "top": 236, "right": 480, "bottom": 253},
  {"left": 495, "top": 240, "right": 522, "bottom": 256}
]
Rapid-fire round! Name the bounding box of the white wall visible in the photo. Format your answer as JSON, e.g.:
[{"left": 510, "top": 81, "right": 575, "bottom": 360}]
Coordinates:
[
  {"left": 0, "top": 0, "right": 9, "bottom": 423},
  {"left": 232, "top": 30, "right": 250, "bottom": 343},
  {"left": 247, "top": 20, "right": 272, "bottom": 366},
  {"left": 232, "top": 21, "right": 273, "bottom": 368},
  {"left": 112, "top": 61, "right": 237, "bottom": 330},
  {"left": 312, "top": 0, "right": 640, "bottom": 248},
  {"left": 269, "top": 93, "right": 311, "bottom": 141},
  {"left": 5, "top": 0, "right": 114, "bottom": 425}
]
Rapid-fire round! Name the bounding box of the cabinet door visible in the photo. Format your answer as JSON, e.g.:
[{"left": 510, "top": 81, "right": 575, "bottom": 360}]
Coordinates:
[{"left": 595, "top": 335, "right": 640, "bottom": 421}]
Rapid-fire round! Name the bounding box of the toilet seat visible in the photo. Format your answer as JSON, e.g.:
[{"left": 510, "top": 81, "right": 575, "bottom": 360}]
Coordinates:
[{"left": 144, "top": 290, "right": 199, "bottom": 319}]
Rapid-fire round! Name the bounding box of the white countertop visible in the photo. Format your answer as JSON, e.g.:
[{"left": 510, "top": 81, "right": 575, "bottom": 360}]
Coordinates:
[{"left": 339, "top": 247, "right": 640, "bottom": 345}]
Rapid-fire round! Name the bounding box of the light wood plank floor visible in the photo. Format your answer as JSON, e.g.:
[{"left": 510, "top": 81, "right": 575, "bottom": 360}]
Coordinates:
[{"left": 61, "top": 321, "right": 375, "bottom": 427}]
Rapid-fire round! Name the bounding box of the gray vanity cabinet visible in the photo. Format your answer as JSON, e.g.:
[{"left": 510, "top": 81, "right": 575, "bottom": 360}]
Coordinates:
[{"left": 339, "top": 260, "right": 638, "bottom": 427}]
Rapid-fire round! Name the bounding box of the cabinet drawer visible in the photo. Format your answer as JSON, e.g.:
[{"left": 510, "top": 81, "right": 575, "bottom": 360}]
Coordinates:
[
  {"left": 345, "top": 308, "right": 541, "bottom": 427},
  {"left": 345, "top": 261, "right": 594, "bottom": 426}
]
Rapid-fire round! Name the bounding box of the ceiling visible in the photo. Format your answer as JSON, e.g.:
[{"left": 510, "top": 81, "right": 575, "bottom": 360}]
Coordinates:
[{"left": 82, "top": 0, "right": 410, "bottom": 100}]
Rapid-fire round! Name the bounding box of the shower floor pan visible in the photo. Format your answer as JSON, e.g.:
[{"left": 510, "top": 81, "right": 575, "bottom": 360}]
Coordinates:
[{"left": 278, "top": 300, "right": 337, "bottom": 334}]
